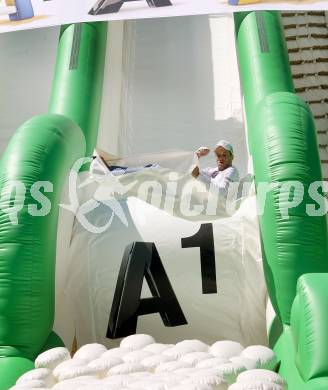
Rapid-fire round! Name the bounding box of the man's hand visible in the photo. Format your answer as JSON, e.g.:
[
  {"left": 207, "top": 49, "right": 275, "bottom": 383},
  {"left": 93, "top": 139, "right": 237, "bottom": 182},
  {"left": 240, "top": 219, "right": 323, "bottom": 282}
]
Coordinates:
[
  {"left": 191, "top": 166, "right": 200, "bottom": 178},
  {"left": 196, "top": 147, "right": 210, "bottom": 158}
]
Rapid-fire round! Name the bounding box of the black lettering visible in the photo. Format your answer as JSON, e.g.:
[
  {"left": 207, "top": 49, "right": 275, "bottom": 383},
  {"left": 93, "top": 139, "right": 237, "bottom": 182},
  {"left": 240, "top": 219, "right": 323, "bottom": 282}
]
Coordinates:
[
  {"left": 107, "top": 241, "right": 187, "bottom": 339},
  {"left": 181, "top": 223, "right": 217, "bottom": 294}
]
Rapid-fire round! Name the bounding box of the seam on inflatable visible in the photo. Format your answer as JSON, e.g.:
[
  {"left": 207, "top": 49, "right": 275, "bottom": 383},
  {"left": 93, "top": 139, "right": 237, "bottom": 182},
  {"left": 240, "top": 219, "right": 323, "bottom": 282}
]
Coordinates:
[
  {"left": 256, "top": 12, "right": 269, "bottom": 53},
  {"left": 69, "top": 24, "right": 82, "bottom": 71}
]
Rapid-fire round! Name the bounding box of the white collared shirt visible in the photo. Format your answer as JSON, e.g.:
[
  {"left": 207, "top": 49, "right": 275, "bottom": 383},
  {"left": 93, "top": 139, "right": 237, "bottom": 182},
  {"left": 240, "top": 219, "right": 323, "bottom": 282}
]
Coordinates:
[{"left": 199, "top": 166, "right": 239, "bottom": 194}]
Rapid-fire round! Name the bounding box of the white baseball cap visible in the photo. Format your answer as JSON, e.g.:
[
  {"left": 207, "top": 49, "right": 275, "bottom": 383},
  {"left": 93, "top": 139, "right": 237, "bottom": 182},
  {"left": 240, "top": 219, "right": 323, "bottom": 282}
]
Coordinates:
[{"left": 215, "top": 140, "right": 233, "bottom": 154}]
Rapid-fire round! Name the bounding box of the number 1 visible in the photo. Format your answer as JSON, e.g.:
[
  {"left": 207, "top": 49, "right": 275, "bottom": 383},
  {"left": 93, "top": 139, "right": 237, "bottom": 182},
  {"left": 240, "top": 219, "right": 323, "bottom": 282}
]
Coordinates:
[{"left": 181, "top": 223, "right": 217, "bottom": 294}]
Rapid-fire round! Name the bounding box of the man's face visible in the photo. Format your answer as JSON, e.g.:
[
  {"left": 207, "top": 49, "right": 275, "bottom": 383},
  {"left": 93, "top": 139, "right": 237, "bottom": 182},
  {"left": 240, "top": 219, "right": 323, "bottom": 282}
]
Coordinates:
[{"left": 214, "top": 146, "right": 233, "bottom": 171}]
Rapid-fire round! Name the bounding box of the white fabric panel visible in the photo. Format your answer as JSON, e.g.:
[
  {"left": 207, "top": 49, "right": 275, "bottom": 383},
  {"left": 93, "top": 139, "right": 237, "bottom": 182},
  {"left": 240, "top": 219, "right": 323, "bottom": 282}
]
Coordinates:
[
  {"left": 54, "top": 175, "right": 78, "bottom": 350},
  {"left": 208, "top": 15, "right": 243, "bottom": 122},
  {"left": 101, "top": 150, "right": 198, "bottom": 174},
  {"left": 0, "top": 26, "right": 59, "bottom": 156},
  {"left": 59, "top": 154, "right": 267, "bottom": 350},
  {"left": 98, "top": 14, "right": 248, "bottom": 177},
  {"left": 97, "top": 21, "right": 125, "bottom": 156},
  {"left": 57, "top": 15, "right": 265, "bottom": 350}
]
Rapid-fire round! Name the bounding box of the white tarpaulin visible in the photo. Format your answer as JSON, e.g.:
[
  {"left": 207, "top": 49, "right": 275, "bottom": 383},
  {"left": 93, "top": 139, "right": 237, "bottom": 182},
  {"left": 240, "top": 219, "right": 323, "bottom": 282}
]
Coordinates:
[
  {"left": 54, "top": 15, "right": 267, "bottom": 351},
  {"left": 97, "top": 14, "right": 248, "bottom": 175},
  {"left": 54, "top": 152, "right": 266, "bottom": 350}
]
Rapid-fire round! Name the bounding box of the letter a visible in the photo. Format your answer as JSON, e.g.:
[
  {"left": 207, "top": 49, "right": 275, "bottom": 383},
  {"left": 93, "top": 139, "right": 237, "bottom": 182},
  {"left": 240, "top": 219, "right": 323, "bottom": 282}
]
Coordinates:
[{"left": 107, "top": 242, "right": 187, "bottom": 339}]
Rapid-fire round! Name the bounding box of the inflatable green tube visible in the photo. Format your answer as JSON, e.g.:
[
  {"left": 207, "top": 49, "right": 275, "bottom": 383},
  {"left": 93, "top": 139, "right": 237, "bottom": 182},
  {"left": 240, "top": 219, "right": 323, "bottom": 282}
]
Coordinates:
[
  {"left": 235, "top": 10, "right": 328, "bottom": 389},
  {"left": 49, "top": 22, "right": 107, "bottom": 157},
  {"left": 235, "top": 11, "right": 294, "bottom": 119},
  {"left": 0, "top": 22, "right": 107, "bottom": 390},
  {"left": 0, "top": 115, "right": 85, "bottom": 389},
  {"left": 235, "top": 10, "right": 328, "bottom": 325}
]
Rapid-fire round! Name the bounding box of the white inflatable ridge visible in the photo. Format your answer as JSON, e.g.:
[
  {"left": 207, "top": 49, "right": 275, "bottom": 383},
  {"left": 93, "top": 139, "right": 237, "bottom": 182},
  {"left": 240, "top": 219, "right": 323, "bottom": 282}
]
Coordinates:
[{"left": 11, "top": 334, "right": 286, "bottom": 390}]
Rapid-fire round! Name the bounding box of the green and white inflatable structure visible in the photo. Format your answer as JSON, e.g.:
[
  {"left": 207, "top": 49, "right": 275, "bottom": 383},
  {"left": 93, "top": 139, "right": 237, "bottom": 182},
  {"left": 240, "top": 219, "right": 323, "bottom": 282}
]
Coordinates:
[{"left": 0, "top": 11, "right": 327, "bottom": 390}]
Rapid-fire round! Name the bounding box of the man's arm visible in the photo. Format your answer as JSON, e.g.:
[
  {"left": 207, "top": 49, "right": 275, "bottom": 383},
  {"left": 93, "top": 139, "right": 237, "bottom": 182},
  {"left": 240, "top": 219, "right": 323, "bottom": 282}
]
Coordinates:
[{"left": 192, "top": 147, "right": 211, "bottom": 178}]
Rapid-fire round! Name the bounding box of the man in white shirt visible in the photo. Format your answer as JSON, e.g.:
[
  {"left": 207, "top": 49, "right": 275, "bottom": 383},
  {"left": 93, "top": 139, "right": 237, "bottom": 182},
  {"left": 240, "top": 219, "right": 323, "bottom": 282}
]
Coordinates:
[{"left": 191, "top": 140, "right": 239, "bottom": 195}]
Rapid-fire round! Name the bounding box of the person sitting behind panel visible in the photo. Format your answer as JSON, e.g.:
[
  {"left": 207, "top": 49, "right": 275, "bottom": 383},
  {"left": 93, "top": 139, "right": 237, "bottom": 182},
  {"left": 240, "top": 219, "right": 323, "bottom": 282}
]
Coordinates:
[{"left": 191, "top": 140, "right": 239, "bottom": 196}]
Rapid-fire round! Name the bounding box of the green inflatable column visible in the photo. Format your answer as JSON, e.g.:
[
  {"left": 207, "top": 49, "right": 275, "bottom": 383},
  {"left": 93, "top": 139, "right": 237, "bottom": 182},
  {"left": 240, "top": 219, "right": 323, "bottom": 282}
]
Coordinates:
[
  {"left": 250, "top": 92, "right": 328, "bottom": 322},
  {"left": 0, "top": 115, "right": 85, "bottom": 389},
  {"left": 235, "top": 10, "right": 328, "bottom": 324},
  {"left": 236, "top": 11, "right": 294, "bottom": 115},
  {"left": 49, "top": 22, "right": 107, "bottom": 157},
  {"left": 0, "top": 21, "right": 108, "bottom": 389}
]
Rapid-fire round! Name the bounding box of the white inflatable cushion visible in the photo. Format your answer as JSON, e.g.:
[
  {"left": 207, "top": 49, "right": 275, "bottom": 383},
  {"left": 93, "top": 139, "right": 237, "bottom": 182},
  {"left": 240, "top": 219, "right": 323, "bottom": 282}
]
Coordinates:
[
  {"left": 175, "top": 340, "right": 209, "bottom": 352},
  {"left": 127, "top": 380, "right": 167, "bottom": 389},
  {"left": 173, "top": 367, "right": 197, "bottom": 375},
  {"left": 181, "top": 369, "right": 224, "bottom": 387},
  {"left": 10, "top": 387, "right": 49, "bottom": 390},
  {"left": 87, "top": 356, "right": 123, "bottom": 376},
  {"left": 52, "top": 376, "right": 99, "bottom": 389},
  {"left": 240, "top": 347, "right": 278, "bottom": 370},
  {"left": 170, "top": 386, "right": 213, "bottom": 390},
  {"left": 143, "top": 343, "right": 174, "bottom": 354},
  {"left": 196, "top": 357, "right": 230, "bottom": 369},
  {"left": 102, "top": 374, "right": 134, "bottom": 386},
  {"left": 120, "top": 334, "right": 155, "bottom": 351},
  {"left": 163, "top": 346, "right": 201, "bottom": 359},
  {"left": 15, "top": 340, "right": 283, "bottom": 390},
  {"left": 122, "top": 350, "right": 153, "bottom": 363},
  {"left": 101, "top": 347, "right": 129, "bottom": 359},
  {"left": 107, "top": 363, "right": 145, "bottom": 375},
  {"left": 210, "top": 341, "right": 244, "bottom": 359},
  {"left": 180, "top": 352, "right": 213, "bottom": 366},
  {"left": 56, "top": 365, "right": 100, "bottom": 381},
  {"left": 155, "top": 361, "right": 192, "bottom": 373},
  {"left": 52, "top": 377, "right": 100, "bottom": 390},
  {"left": 140, "top": 354, "right": 175, "bottom": 370},
  {"left": 129, "top": 371, "right": 152, "bottom": 378},
  {"left": 35, "top": 347, "right": 70, "bottom": 370},
  {"left": 74, "top": 344, "right": 107, "bottom": 363},
  {"left": 214, "top": 362, "right": 246, "bottom": 384},
  {"left": 16, "top": 368, "right": 55, "bottom": 387},
  {"left": 236, "top": 370, "right": 285, "bottom": 386},
  {"left": 228, "top": 382, "right": 284, "bottom": 390},
  {"left": 151, "top": 372, "right": 185, "bottom": 384},
  {"left": 230, "top": 357, "right": 257, "bottom": 370},
  {"left": 53, "top": 359, "right": 86, "bottom": 379},
  {"left": 11, "top": 380, "right": 47, "bottom": 388}
]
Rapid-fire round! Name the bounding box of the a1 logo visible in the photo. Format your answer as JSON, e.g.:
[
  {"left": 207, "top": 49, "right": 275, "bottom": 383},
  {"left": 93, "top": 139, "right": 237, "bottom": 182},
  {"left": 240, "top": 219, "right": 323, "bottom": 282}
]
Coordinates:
[{"left": 107, "top": 223, "right": 217, "bottom": 339}]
